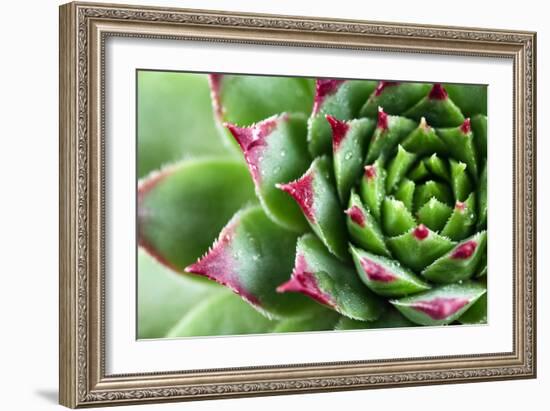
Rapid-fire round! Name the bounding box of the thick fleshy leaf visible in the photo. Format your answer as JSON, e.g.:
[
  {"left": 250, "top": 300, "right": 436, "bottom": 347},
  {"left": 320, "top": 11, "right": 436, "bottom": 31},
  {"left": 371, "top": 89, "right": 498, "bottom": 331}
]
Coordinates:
[
  {"left": 449, "top": 159, "right": 473, "bottom": 202},
  {"left": 308, "top": 79, "right": 377, "bottom": 156},
  {"left": 335, "top": 306, "right": 416, "bottom": 330},
  {"left": 444, "top": 83, "right": 487, "bottom": 117},
  {"left": 401, "top": 117, "right": 447, "bottom": 156},
  {"left": 394, "top": 179, "right": 415, "bottom": 212},
  {"left": 441, "top": 193, "right": 477, "bottom": 241},
  {"left": 404, "top": 84, "right": 465, "bottom": 127},
  {"left": 387, "top": 225, "right": 455, "bottom": 272},
  {"left": 210, "top": 74, "right": 314, "bottom": 126},
  {"left": 422, "top": 231, "right": 487, "bottom": 284},
  {"left": 365, "top": 108, "right": 417, "bottom": 163},
  {"left": 278, "top": 235, "right": 383, "bottom": 321},
  {"left": 413, "top": 180, "right": 453, "bottom": 211},
  {"left": 185, "top": 206, "right": 315, "bottom": 318},
  {"left": 137, "top": 249, "right": 220, "bottom": 339},
  {"left": 278, "top": 156, "right": 348, "bottom": 260},
  {"left": 166, "top": 290, "right": 276, "bottom": 337},
  {"left": 360, "top": 161, "right": 386, "bottom": 220},
  {"left": 328, "top": 116, "right": 376, "bottom": 202},
  {"left": 345, "top": 191, "right": 390, "bottom": 257},
  {"left": 391, "top": 282, "right": 486, "bottom": 326},
  {"left": 408, "top": 160, "right": 430, "bottom": 182},
  {"left": 138, "top": 159, "right": 256, "bottom": 272},
  {"left": 416, "top": 198, "right": 453, "bottom": 232},
  {"left": 385, "top": 145, "right": 416, "bottom": 192},
  {"left": 226, "top": 113, "right": 310, "bottom": 231},
  {"left": 458, "top": 292, "right": 487, "bottom": 324},
  {"left": 271, "top": 305, "right": 341, "bottom": 333},
  {"left": 471, "top": 114, "right": 487, "bottom": 164},
  {"left": 137, "top": 71, "right": 231, "bottom": 178},
  {"left": 350, "top": 245, "right": 431, "bottom": 297},
  {"left": 382, "top": 197, "right": 416, "bottom": 237},
  {"left": 478, "top": 162, "right": 487, "bottom": 230},
  {"left": 360, "top": 81, "right": 431, "bottom": 117},
  {"left": 437, "top": 118, "right": 479, "bottom": 179},
  {"left": 424, "top": 153, "right": 450, "bottom": 181}
]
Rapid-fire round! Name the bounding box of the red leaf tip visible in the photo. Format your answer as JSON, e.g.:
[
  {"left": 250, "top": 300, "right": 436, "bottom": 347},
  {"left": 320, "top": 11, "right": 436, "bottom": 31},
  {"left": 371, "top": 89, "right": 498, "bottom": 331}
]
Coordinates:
[
  {"left": 460, "top": 117, "right": 471, "bottom": 134},
  {"left": 455, "top": 201, "right": 466, "bottom": 211},
  {"left": 359, "top": 257, "right": 396, "bottom": 283},
  {"left": 451, "top": 240, "right": 477, "bottom": 259},
  {"left": 377, "top": 106, "right": 389, "bottom": 130},
  {"left": 413, "top": 224, "right": 430, "bottom": 240},
  {"left": 225, "top": 116, "right": 282, "bottom": 184},
  {"left": 344, "top": 205, "right": 365, "bottom": 227},
  {"left": 277, "top": 254, "right": 334, "bottom": 307},
  {"left": 428, "top": 83, "right": 448, "bottom": 100},
  {"left": 276, "top": 171, "right": 315, "bottom": 221},
  {"left": 411, "top": 297, "right": 469, "bottom": 320},
  {"left": 313, "top": 79, "right": 345, "bottom": 114},
  {"left": 185, "top": 221, "right": 260, "bottom": 306},
  {"left": 326, "top": 115, "right": 350, "bottom": 151},
  {"left": 364, "top": 165, "right": 377, "bottom": 179}
]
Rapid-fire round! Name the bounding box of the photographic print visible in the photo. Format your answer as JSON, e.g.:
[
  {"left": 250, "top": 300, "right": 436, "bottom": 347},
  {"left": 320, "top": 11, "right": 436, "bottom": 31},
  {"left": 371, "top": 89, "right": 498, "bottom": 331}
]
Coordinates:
[{"left": 137, "top": 72, "right": 488, "bottom": 339}]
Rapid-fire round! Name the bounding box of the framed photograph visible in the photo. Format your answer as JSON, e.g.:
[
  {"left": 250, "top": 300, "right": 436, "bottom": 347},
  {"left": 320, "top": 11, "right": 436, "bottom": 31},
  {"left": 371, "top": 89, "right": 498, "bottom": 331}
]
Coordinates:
[{"left": 59, "top": 1, "right": 537, "bottom": 408}]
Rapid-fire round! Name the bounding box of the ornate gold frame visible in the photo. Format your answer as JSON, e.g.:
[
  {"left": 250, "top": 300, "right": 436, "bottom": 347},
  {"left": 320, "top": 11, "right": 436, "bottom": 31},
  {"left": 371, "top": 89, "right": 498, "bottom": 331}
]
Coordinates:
[{"left": 59, "top": 1, "right": 537, "bottom": 408}]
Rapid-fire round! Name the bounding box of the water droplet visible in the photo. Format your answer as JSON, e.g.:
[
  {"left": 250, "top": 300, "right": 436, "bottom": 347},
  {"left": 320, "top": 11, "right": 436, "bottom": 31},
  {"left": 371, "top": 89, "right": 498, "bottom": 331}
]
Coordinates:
[
  {"left": 274, "top": 166, "right": 281, "bottom": 174},
  {"left": 280, "top": 149, "right": 286, "bottom": 157},
  {"left": 344, "top": 152, "right": 353, "bottom": 160}
]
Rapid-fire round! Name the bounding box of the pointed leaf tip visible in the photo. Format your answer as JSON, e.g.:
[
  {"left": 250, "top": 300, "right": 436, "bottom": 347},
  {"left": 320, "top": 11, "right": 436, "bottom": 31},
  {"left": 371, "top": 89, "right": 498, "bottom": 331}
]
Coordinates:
[
  {"left": 344, "top": 205, "right": 366, "bottom": 227},
  {"left": 325, "top": 114, "right": 349, "bottom": 151},
  {"left": 276, "top": 254, "right": 335, "bottom": 307},
  {"left": 460, "top": 117, "right": 472, "bottom": 134},
  {"left": 276, "top": 171, "right": 315, "bottom": 222},
  {"left": 429, "top": 83, "right": 448, "bottom": 100},
  {"left": 313, "top": 79, "right": 345, "bottom": 114},
  {"left": 377, "top": 106, "right": 389, "bottom": 130},
  {"left": 413, "top": 224, "right": 430, "bottom": 240}
]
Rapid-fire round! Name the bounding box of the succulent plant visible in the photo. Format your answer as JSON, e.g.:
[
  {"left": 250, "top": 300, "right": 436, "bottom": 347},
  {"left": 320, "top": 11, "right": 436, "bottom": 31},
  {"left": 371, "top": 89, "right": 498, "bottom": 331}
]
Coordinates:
[{"left": 138, "top": 73, "right": 488, "bottom": 336}]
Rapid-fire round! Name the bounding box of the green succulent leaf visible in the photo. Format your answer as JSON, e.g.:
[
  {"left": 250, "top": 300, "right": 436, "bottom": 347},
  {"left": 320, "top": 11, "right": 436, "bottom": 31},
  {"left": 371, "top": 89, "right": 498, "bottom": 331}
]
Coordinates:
[
  {"left": 185, "top": 206, "right": 316, "bottom": 319},
  {"left": 437, "top": 119, "right": 479, "bottom": 179},
  {"left": 346, "top": 191, "right": 390, "bottom": 257},
  {"left": 166, "top": 290, "right": 277, "bottom": 337},
  {"left": 226, "top": 113, "right": 311, "bottom": 232},
  {"left": 350, "top": 245, "right": 431, "bottom": 297},
  {"left": 386, "top": 145, "right": 417, "bottom": 192},
  {"left": 271, "top": 305, "right": 342, "bottom": 333},
  {"left": 422, "top": 231, "right": 487, "bottom": 284},
  {"left": 471, "top": 114, "right": 488, "bottom": 164},
  {"left": 278, "top": 156, "right": 349, "bottom": 260},
  {"left": 335, "top": 306, "right": 416, "bottom": 330},
  {"left": 278, "top": 234, "right": 383, "bottom": 321},
  {"left": 391, "top": 282, "right": 486, "bottom": 326},
  {"left": 329, "top": 116, "right": 376, "bottom": 202},
  {"left": 360, "top": 81, "right": 432, "bottom": 117},
  {"left": 137, "top": 71, "right": 231, "bottom": 178},
  {"left": 458, "top": 292, "right": 487, "bottom": 324},
  {"left": 444, "top": 83, "right": 488, "bottom": 117},
  {"left": 440, "top": 193, "right": 477, "bottom": 241},
  {"left": 360, "top": 160, "right": 386, "bottom": 221},
  {"left": 394, "top": 179, "right": 416, "bottom": 212},
  {"left": 478, "top": 162, "right": 488, "bottom": 230},
  {"left": 387, "top": 225, "right": 455, "bottom": 272},
  {"left": 416, "top": 198, "right": 453, "bottom": 232},
  {"left": 382, "top": 197, "right": 416, "bottom": 237},
  {"left": 404, "top": 84, "right": 465, "bottom": 127},
  {"left": 365, "top": 109, "right": 417, "bottom": 164},
  {"left": 210, "top": 74, "right": 314, "bottom": 126},
  {"left": 401, "top": 117, "right": 447, "bottom": 156},
  {"left": 137, "top": 249, "right": 220, "bottom": 339},
  {"left": 138, "top": 159, "right": 256, "bottom": 272},
  {"left": 308, "top": 79, "right": 377, "bottom": 156}
]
